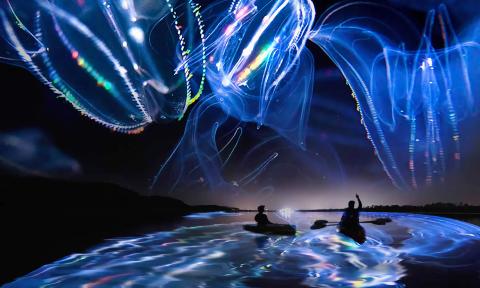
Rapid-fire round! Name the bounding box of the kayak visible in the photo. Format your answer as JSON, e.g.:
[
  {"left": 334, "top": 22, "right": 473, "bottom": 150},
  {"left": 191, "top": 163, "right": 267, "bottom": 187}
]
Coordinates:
[
  {"left": 243, "top": 224, "right": 296, "bottom": 235},
  {"left": 338, "top": 224, "right": 366, "bottom": 244},
  {"left": 310, "top": 220, "right": 328, "bottom": 230}
]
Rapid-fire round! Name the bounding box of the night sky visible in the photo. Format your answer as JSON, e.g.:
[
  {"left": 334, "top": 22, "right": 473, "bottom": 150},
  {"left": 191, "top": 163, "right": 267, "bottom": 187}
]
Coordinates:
[{"left": 1, "top": 0, "right": 479, "bottom": 209}]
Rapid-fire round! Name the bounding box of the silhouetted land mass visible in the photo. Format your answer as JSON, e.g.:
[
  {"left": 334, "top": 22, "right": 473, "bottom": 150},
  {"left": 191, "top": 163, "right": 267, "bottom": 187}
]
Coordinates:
[
  {"left": 0, "top": 175, "right": 237, "bottom": 284},
  {"left": 366, "top": 203, "right": 480, "bottom": 213},
  {"left": 299, "top": 203, "right": 480, "bottom": 213}
]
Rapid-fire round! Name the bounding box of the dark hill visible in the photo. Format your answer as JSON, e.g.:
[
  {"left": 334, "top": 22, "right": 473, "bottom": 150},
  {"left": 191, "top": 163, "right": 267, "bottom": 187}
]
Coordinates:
[{"left": 0, "top": 175, "right": 237, "bottom": 284}]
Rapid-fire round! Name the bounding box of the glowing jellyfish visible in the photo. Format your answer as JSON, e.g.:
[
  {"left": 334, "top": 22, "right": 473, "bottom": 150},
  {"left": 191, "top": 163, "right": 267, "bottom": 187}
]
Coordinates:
[
  {"left": 0, "top": 0, "right": 207, "bottom": 132},
  {"left": 206, "top": 0, "right": 315, "bottom": 147},
  {"left": 310, "top": 3, "right": 480, "bottom": 189}
]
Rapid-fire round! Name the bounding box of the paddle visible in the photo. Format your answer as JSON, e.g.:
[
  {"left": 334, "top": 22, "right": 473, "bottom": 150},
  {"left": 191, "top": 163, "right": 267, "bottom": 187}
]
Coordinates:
[{"left": 310, "top": 217, "right": 392, "bottom": 229}]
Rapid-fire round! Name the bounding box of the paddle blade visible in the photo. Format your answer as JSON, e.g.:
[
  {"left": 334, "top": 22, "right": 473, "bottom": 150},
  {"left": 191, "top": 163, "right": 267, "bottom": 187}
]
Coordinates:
[{"left": 370, "top": 218, "right": 392, "bottom": 225}]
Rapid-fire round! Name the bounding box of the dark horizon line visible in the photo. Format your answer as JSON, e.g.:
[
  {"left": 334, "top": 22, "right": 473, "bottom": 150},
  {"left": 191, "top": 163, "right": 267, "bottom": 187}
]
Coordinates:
[{"left": 238, "top": 203, "right": 480, "bottom": 213}]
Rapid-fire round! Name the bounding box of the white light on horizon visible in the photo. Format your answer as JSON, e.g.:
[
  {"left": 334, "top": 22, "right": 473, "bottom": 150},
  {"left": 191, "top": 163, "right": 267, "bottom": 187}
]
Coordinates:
[{"left": 278, "top": 207, "right": 294, "bottom": 219}]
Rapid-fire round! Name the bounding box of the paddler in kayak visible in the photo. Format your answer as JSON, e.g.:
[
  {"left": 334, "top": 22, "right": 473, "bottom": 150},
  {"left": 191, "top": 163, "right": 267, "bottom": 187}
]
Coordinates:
[
  {"left": 255, "top": 205, "right": 273, "bottom": 226},
  {"left": 341, "top": 194, "right": 362, "bottom": 226},
  {"left": 244, "top": 205, "right": 296, "bottom": 235},
  {"left": 339, "top": 194, "right": 366, "bottom": 243}
]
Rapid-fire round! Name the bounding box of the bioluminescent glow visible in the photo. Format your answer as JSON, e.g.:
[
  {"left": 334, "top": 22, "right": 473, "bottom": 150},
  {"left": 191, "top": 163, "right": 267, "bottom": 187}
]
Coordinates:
[
  {"left": 0, "top": 128, "right": 81, "bottom": 177},
  {"left": 2, "top": 1, "right": 480, "bottom": 191},
  {"left": 5, "top": 213, "right": 480, "bottom": 287},
  {"left": 184, "top": 211, "right": 241, "bottom": 219},
  {"left": 205, "top": 0, "right": 315, "bottom": 147},
  {"left": 0, "top": 0, "right": 207, "bottom": 132},
  {"left": 277, "top": 207, "right": 294, "bottom": 220},
  {"left": 309, "top": 2, "right": 479, "bottom": 189}
]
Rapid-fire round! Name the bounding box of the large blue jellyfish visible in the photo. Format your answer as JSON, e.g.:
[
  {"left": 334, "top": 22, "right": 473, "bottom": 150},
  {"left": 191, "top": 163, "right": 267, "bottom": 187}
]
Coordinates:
[
  {"left": 310, "top": 2, "right": 480, "bottom": 189},
  {"left": 0, "top": 0, "right": 207, "bottom": 132}
]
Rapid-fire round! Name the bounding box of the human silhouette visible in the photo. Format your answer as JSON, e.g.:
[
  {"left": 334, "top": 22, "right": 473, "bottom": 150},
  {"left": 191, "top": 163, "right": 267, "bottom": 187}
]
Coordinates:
[
  {"left": 340, "top": 194, "right": 362, "bottom": 227},
  {"left": 338, "top": 194, "right": 366, "bottom": 243},
  {"left": 244, "top": 205, "right": 295, "bottom": 235},
  {"left": 255, "top": 205, "right": 272, "bottom": 226}
]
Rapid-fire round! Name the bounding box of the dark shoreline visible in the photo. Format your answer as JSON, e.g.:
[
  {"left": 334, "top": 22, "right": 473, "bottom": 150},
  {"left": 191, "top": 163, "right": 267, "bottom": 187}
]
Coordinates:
[
  {"left": 297, "top": 210, "right": 480, "bottom": 215},
  {"left": 243, "top": 209, "right": 480, "bottom": 217},
  {"left": 0, "top": 175, "right": 237, "bottom": 285}
]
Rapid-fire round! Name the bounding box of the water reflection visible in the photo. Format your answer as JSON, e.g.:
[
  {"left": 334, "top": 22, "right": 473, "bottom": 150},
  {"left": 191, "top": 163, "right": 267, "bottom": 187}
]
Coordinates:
[{"left": 5, "top": 213, "right": 480, "bottom": 287}]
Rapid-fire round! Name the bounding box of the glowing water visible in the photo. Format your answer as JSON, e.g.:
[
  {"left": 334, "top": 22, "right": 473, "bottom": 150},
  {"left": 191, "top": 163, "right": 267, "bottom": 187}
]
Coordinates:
[{"left": 5, "top": 213, "right": 480, "bottom": 287}]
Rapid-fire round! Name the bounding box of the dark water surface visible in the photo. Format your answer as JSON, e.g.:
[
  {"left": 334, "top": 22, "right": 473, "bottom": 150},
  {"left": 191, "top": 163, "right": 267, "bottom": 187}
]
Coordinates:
[{"left": 4, "top": 212, "right": 480, "bottom": 287}]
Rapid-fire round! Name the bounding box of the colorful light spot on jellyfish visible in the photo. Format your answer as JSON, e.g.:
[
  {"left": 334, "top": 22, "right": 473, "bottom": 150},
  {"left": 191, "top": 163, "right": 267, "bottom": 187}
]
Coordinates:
[{"left": 236, "top": 39, "right": 277, "bottom": 83}]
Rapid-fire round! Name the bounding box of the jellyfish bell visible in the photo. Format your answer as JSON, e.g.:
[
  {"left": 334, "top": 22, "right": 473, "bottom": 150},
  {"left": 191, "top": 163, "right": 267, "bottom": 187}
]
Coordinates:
[
  {"left": 0, "top": 0, "right": 152, "bottom": 132},
  {"left": 105, "top": 0, "right": 207, "bottom": 121},
  {"left": 0, "top": 0, "right": 207, "bottom": 132},
  {"left": 207, "top": 0, "right": 315, "bottom": 145}
]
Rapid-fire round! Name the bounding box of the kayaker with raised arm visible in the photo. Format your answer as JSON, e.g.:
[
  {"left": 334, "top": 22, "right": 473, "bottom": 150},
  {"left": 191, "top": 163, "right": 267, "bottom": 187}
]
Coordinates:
[
  {"left": 338, "top": 194, "right": 366, "bottom": 243},
  {"left": 340, "top": 194, "right": 362, "bottom": 227},
  {"left": 255, "top": 205, "right": 272, "bottom": 226}
]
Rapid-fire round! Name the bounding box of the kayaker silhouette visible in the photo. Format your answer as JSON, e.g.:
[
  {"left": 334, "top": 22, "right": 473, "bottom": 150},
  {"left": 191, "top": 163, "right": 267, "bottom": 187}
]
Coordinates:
[
  {"left": 341, "top": 194, "right": 362, "bottom": 226},
  {"left": 255, "top": 205, "right": 272, "bottom": 226},
  {"left": 244, "top": 205, "right": 296, "bottom": 235},
  {"left": 338, "top": 194, "right": 366, "bottom": 244}
]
